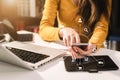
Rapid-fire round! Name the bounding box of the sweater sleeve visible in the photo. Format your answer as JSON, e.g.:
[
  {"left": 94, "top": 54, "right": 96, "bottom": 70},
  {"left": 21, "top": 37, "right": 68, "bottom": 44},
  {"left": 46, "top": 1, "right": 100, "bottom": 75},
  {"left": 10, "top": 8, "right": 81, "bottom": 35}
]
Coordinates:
[
  {"left": 39, "top": 0, "right": 61, "bottom": 41},
  {"left": 89, "top": 15, "right": 109, "bottom": 49},
  {"left": 89, "top": 0, "right": 112, "bottom": 49}
]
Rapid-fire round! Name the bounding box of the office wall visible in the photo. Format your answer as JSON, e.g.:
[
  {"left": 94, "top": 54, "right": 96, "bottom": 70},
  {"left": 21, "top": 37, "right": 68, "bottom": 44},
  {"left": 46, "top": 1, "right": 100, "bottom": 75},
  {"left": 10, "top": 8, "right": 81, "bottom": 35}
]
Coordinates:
[
  {"left": 0, "top": 0, "right": 45, "bottom": 18},
  {"left": 36, "top": 0, "right": 45, "bottom": 17},
  {"left": 0, "top": 0, "right": 17, "bottom": 19}
]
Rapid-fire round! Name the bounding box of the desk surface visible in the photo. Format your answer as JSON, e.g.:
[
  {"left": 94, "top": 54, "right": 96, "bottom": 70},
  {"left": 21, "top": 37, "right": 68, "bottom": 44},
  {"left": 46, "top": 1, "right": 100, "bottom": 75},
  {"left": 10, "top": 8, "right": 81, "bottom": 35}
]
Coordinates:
[{"left": 1, "top": 31, "right": 120, "bottom": 80}]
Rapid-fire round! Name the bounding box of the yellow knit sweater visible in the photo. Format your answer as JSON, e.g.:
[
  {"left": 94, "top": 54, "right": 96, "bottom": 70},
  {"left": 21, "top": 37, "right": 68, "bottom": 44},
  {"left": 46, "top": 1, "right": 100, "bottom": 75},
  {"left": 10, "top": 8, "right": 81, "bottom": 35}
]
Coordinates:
[{"left": 39, "top": 0, "right": 112, "bottom": 49}]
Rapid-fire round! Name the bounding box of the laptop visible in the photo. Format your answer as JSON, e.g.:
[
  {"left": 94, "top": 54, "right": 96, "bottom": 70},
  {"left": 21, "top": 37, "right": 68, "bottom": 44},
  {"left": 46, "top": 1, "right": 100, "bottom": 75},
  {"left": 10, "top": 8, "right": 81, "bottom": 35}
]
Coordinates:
[
  {"left": 0, "top": 41, "right": 66, "bottom": 70},
  {"left": 1, "top": 19, "right": 33, "bottom": 41}
]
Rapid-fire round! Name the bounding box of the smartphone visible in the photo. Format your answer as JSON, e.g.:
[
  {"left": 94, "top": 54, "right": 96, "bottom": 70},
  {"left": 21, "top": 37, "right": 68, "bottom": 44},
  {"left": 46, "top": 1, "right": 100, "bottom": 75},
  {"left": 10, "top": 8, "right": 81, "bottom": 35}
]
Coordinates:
[{"left": 71, "top": 43, "right": 88, "bottom": 50}]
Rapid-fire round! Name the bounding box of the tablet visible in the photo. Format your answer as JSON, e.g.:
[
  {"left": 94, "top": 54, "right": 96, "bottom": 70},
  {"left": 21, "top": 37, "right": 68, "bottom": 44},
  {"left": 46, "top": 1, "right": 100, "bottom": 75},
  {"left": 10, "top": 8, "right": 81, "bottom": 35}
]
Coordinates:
[{"left": 63, "top": 55, "right": 119, "bottom": 72}]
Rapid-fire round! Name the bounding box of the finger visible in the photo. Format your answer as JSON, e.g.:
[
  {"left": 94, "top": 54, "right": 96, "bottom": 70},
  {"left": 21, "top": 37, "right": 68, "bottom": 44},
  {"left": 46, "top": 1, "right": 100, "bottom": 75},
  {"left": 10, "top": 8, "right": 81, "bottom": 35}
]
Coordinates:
[
  {"left": 66, "top": 36, "right": 71, "bottom": 46},
  {"left": 74, "top": 46, "right": 90, "bottom": 56},
  {"left": 70, "top": 46, "right": 83, "bottom": 59},
  {"left": 72, "top": 47, "right": 84, "bottom": 58},
  {"left": 87, "top": 43, "right": 97, "bottom": 53},
  {"left": 75, "top": 34, "right": 80, "bottom": 43},
  {"left": 73, "top": 46, "right": 83, "bottom": 53},
  {"left": 88, "top": 43, "right": 96, "bottom": 49},
  {"left": 63, "top": 37, "right": 67, "bottom": 46},
  {"left": 63, "top": 36, "right": 70, "bottom": 46},
  {"left": 68, "top": 47, "right": 77, "bottom": 59},
  {"left": 70, "top": 33, "right": 80, "bottom": 44},
  {"left": 70, "top": 35, "right": 76, "bottom": 44},
  {"left": 77, "top": 55, "right": 84, "bottom": 59},
  {"left": 70, "top": 48, "right": 78, "bottom": 59}
]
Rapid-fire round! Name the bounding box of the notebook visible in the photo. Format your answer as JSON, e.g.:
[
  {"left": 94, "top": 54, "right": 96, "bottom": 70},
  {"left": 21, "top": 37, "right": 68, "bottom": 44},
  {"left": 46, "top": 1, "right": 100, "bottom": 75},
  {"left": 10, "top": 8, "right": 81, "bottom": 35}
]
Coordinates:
[
  {"left": 0, "top": 41, "right": 66, "bottom": 70},
  {"left": 64, "top": 55, "right": 119, "bottom": 72},
  {"left": 2, "top": 19, "right": 33, "bottom": 41}
]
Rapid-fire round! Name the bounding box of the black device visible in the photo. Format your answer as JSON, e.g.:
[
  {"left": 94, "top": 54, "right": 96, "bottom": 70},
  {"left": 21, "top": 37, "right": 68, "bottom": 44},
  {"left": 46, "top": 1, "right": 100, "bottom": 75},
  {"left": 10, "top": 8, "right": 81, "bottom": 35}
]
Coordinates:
[
  {"left": 63, "top": 55, "right": 119, "bottom": 73},
  {"left": 72, "top": 43, "right": 88, "bottom": 50}
]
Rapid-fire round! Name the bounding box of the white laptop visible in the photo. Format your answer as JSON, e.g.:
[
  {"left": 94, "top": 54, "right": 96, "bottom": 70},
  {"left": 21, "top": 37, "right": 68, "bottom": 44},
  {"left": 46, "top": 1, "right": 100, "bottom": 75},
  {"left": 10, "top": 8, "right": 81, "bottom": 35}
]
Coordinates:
[{"left": 0, "top": 41, "right": 66, "bottom": 70}]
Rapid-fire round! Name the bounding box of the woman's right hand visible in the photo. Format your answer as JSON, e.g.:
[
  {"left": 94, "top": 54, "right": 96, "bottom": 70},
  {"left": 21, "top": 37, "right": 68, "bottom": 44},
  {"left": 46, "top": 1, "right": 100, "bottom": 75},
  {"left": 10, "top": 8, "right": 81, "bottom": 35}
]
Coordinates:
[{"left": 59, "top": 27, "right": 80, "bottom": 46}]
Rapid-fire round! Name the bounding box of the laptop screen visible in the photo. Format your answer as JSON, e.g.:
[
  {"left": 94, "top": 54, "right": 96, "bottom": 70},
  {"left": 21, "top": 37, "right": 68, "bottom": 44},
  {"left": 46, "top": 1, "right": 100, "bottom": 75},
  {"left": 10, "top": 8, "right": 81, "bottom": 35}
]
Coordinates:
[{"left": 2, "top": 19, "right": 33, "bottom": 41}]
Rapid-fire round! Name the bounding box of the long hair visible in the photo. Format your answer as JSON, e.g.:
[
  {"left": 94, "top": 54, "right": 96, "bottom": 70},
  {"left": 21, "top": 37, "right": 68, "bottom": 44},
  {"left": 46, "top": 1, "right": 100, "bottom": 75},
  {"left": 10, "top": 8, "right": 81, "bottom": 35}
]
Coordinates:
[{"left": 76, "top": 0, "right": 109, "bottom": 30}]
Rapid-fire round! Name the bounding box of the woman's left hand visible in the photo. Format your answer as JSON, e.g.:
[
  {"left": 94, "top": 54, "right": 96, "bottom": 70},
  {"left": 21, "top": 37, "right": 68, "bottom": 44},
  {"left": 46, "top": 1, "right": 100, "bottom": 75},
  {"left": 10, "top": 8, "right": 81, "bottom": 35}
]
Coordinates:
[{"left": 69, "top": 43, "right": 96, "bottom": 59}]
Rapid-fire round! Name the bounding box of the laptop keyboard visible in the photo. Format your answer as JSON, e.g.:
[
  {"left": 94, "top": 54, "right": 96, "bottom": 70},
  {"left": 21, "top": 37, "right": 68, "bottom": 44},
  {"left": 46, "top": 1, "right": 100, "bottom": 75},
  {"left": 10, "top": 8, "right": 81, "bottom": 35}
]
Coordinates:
[
  {"left": 17, "top": 34, "right": 33, "bottom": 41},
  {"left": 6, "top": 47, "right": 49, "bottom": 63}
]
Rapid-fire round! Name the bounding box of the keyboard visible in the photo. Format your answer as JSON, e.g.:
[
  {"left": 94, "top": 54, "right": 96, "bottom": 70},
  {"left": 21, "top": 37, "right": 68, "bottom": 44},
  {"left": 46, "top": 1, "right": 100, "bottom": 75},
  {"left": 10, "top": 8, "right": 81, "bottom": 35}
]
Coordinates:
[
  {"left": 6, "top": 47, "right": 49, "bottom": 63},
  {"left": 17, "top": 34, "right": 33, "bottom": 41}
]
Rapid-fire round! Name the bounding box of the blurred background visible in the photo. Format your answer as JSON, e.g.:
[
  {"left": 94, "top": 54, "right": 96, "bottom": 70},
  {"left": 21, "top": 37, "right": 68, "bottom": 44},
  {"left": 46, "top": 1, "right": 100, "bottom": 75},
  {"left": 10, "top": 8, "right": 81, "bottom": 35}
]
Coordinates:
[
  {"left": 0, "top": 0, "right": 45, "bottom": 32},
  {"left": 0, "top": 0, "right": 45, "bottom": 18},
  {"left": 0, "top": 0, "right": 120, "bottom": 51}
]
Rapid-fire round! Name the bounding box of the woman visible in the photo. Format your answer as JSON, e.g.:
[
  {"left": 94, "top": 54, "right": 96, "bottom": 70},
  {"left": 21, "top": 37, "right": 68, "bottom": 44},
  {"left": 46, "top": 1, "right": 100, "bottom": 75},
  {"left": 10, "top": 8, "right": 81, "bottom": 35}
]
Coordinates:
[{"left": 39, "top": 0, "right": 112, "bottom": 59}]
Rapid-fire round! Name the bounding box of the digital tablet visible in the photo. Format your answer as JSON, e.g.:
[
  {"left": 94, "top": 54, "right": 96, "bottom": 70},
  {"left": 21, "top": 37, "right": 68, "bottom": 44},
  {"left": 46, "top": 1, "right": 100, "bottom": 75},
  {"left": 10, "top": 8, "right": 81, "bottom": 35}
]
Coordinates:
[{"left": 63, "top": 55, "right": 119, "bottom": 72}]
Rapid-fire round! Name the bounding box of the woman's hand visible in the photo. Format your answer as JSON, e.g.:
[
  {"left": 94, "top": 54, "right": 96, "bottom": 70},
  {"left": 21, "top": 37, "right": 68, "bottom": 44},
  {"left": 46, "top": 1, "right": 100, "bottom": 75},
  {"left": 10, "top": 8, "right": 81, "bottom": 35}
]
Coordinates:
[
  {"left": 69, "top": 43, "right": 96, "bottom": 59},
  {"left": 59, "top": 27, "right": 80, "bottom": 46}
]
